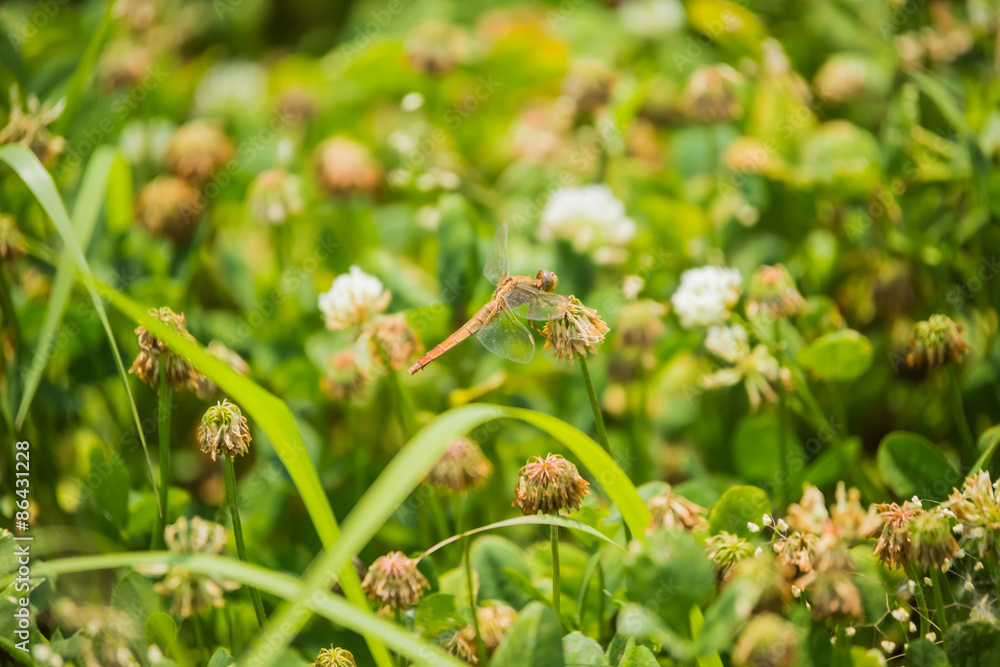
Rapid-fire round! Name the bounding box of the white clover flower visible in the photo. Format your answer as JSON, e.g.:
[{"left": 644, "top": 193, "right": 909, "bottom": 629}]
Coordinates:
[
  {"left": 671, "top": 266, "right": 742, "bottom": 328},
  {"left": 705, "top": 324, "right": 749, "bottom": 363},
  {"left": 193, "top": 60, "right": 267, "bottom": 118},
  {"left": 539, "top": 185, "right": 636, "bottom": 265},
  {"left": 319, "top": 267, "right": 391, "bottom": 331},
  {"left": 618, "top": 0, "right": 685, "bottom": 37}
]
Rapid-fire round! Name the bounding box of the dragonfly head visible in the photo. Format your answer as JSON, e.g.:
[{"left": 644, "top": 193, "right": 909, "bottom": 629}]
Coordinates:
[{"left": 536, "top": 269, "right": 558, "bottom": 293}]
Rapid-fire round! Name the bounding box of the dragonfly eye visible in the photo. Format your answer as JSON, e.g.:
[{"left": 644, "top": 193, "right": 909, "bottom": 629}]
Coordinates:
[{"left": 536, "top": 269, "right": 558, "bottom": 292}]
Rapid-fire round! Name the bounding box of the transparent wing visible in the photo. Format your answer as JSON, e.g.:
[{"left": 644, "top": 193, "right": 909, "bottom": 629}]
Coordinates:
[
  {"left": 503, "top": 286, "right": 569, "bottom": 321},
  {"left": 482, "top": 222, "right": 510, "bottom": 286},
  {"left": 476, "top": 306, "right": 535, "bottom": 364}
]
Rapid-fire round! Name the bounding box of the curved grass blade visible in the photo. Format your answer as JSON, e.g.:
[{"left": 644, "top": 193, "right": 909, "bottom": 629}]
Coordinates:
[
  {"left": 97, "top": 285, "right": 393, "bottom": 667},
  {"left": 0, "top": 144, "right": 155, "bottom": 492},
  {"left": 418, "top": 514, "right": 627, "bottom": 560},
  {"left": 32, "top": 553, "right": 467, "bottom": 667},
  {"left": 245, "top": 402, "right": 650, "bottom": 667},
  {"left": 16, "top": 146, "right": 126, "bottom": 428}
]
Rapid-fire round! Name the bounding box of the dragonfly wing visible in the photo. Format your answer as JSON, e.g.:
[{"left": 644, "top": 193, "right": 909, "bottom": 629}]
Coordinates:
[
  {"left": 476, "top": 307, "right": 535, "bottom": 364},
  {"left": 505, "top": 286, "right": 570, "bottom": 321},
  {"left": 482, "top": 222, "right": 510, "bottom": 286}
]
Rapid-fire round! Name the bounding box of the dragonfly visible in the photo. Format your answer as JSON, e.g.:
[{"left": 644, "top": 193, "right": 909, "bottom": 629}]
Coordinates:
[{"left": 408, "top": 223, "right": 568, "bottom": 374}]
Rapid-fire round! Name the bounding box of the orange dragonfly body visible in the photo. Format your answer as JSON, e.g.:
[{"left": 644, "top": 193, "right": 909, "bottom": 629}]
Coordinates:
[{"left": 408, "top": 223, "right": 567, "bottom": 374}]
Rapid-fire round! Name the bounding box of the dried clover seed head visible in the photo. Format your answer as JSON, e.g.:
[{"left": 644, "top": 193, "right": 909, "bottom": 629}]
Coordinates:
[
  {"left": 198, "top": 399, "right": 251, "bottom": 461},
  {"left": 362, "top": 551, "right": 429, "bottom": 610},
  {"left": 513, "top": 453, "right": 590, "bottom": 516}
]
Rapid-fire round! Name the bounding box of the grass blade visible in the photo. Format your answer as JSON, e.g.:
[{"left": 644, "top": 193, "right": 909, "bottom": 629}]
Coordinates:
[
  {"left": 16, "top": 146, "right": 125, "bottom": 428},
  {"left": 0, "top": 144, "right": 155, "bottom": 493},
  {"left": 244, "top": 402, "right": 650, "bottom": 667},
  {"left": 418, "top": 514, "right": 627, "bottom": 560},
  {"left": 32, "top": 553, "right": 467, "bottom": 667},
  {"left": 97, "top": 285, "right": 393, "bottom": 667}
]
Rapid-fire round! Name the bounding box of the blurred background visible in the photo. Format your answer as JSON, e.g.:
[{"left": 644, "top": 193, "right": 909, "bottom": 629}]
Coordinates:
[{"left": 2, "top": 0, "right": 1000, "bottom": 661}]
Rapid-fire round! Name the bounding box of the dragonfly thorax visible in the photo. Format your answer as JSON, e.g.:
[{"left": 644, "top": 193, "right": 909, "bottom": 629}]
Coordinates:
[{"left": 535, "top": 269, "right": 558, "bottom": 293}]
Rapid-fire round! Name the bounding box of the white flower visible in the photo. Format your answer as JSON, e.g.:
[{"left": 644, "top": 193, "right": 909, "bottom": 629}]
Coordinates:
[
  {"left": 776, "top": 518, "right": 789, "bottom": 532},
  {"left": 193, "top": 60, "right": 267, "bottom": 118},
  {"left": 622, "top": 274, "right": 645, "bottom": 300},
  {"left": 618, "top": 0, "right": 685, "bottom": 37},
  {"left": 891, "top": 607, "right": 909, "bottom": 622},
  {"left": 705, "top": 324, "right": 749, "bottom": 363},
  {"left": 319, "top": 267, "right": 391, "bottom": 330},
  {"left": 762, "top": 513, "right": 772, "bottom": 526},
  {"left": 845, "top": 626, "right": 856, "bottom": 637},
  {"left": 909, "top": 621, "right": 917, "bottom": 633},
  {"left": 401, "top": 92, "right": 424, "bottom": 111},
  {"left": 880, "top": 640, "right": 896, "bottom": 654},
  {"left": 747, "top": 522, "right": 760, "bottom": 533},
  {"left": 671, "top": 266, "right": 742, "bottom": 328},
  {"left": 925, "top": 632, "right": 936, "bottom": 641},
  {"left": 539, "top": 185, "right": 636, "bottom": 264}
]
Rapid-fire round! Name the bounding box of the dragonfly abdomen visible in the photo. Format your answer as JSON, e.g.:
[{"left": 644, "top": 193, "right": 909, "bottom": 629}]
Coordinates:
[{"left": 407, "top": 301, "right": 496, "bottom": 374}]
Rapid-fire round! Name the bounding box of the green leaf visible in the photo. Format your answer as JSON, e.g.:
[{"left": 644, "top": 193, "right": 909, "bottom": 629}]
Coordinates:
[
  {"left": 0, "top": 144, "right": 156, "bottom": 497},
  {"left": 624, "top": 530, "right": 715, "bottom": 635},
  {"left": 618, "top": 640, "right": 659, "bottom": 667},
  {"left": 490, "top": 602, "right": 565, "bottom": 667},
  {"left": 413, "top": 594, "right": 465, "bottom": 640},
  {"left": 86, "top": 445, "right": 130, "bottom": 528},
  {"left": 97, "top": 286, "right": 391, "bottom": 667},
  {"left": 708, "top": 485, "right": 771, "bottom": 538},
  {"left": 877, "top": 431, "right": 960, "bottom": 501},
  {"left": 946, "top": 620, "right": 1000, "bottom": 667},
  {"left": 732, "top": 414, "right": 803, "bottom": 483},
  {"left": 207, "top": 648, "right": 236, "bottom": 667},
  {"left": 906, "top": 639, "right": 951, "bottom": 667},
  {"left": 563, "top": 632, "right": 610, "bottom": 667},
  {"left": 471, "top": 536, "right": 532, "bottom": 609},
  {"left": 796, "top": 330, "right": 873, "bottom": 381},
  {"left": 421, "top": 515, "right": 625, "bottom": 560},
  {"left": 145, "top": 612, "right": 185, "bottom": 663},
  {"left": 240, "top": 402, "right": 649, "bottom": 667},
  {"left": 972, "top": 424, "right": 1000, "bottom": 474},
  {"left": 33, "top": 552, "right": 468, "bottom": 667}
]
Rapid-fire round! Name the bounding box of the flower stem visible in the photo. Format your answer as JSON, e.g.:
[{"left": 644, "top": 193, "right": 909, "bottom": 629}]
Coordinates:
[
  {"left": 908, "top": 565, "right": 931, "bottom": 637},
  {"left": 947, "top": 366, "right": 977, "bottom": 467},
  {"left": 773, "top": 320, "right": 789, "bottom": 507},
  {"left": 930, "top": 567, "right": 948, "bottom": 634},
  {"left": 224, "top": 453, "right": 267, "bottom": 628},
  {"left": 452, "top": 496, "right": 487, "bottom": 665},
  {"left": 190, "top": 613, "right": 206, "bottom": 663},
  {"left": 152, "top": 374, "right": 172, "bottom": 550},
  {"left": 394, "top": 608, "right": 407, "bottom": 667},
  {"left": 551, "top": 525, "right": 561, "bottom": 619},
  {"left": 579, "top": 356, "right": 610, "bottom": 452}
]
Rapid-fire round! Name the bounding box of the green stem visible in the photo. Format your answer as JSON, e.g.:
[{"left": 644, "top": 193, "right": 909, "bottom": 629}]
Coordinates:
[
  {"left": 376, "top": 341, "right": 413, "bottom": 438},
  {"left": 930, "top": 567, "right": 948, "bottom": 635},
  {"left": 152, "top": 375, "right": 172, "bottom": 550},
  {"left": 394, "top": 608, "right": 407, "bottom": 667},
  {"left": 453, "top": 496, "right": 487, "bottom": 665},
  {"left": 224, "top": 453, "right": 267, "bottom": 628},
  {"left": 190, "top": 613, "right": 206, "bottom": 663},
  {"left": 579, "top": 356, "right": 610, "bottom": 452},
  {"left": 774, "top": 320, "right": 789, "bottom": 507},
  {"left": 947, "top": 366, "right": 977, "bottom": 467},
  {"left": 908, "top": 565, "right": 931, "bottom": 637},
  {"left": 793, "top": 381, "right": 884, "bottom": 502},
  {"left": 428, "top": 492, "right": 450, "bottom": 545},
  {"left": 596, "top": 562, "right": 606, "bottom": 643},
  {"left": 551, "top": 525, "right": 561, "bottom": 618}
]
